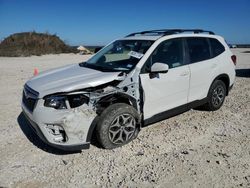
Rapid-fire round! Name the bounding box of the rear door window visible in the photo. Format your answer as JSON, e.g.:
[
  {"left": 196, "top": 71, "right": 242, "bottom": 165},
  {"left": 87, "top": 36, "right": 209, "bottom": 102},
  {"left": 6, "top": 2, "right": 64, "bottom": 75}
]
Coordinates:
[
  {"left": 209, "top": 38, "right": 225, "bottom": 57},
  {"left": 186, "top": 37, "right": 211, "bottom": 63}
]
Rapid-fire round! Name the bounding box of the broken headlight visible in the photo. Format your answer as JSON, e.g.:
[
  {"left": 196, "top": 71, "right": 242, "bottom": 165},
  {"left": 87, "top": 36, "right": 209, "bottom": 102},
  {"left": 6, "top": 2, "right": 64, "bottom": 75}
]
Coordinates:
[
  {"left": 44, "top": 94, "right": 89, "bottom": 109},
  {"left": 44, "top": 96, "right": 67, "bottom": 109},
  {"left": 67, "top": 94, "right": 89, "bottom": 108}
]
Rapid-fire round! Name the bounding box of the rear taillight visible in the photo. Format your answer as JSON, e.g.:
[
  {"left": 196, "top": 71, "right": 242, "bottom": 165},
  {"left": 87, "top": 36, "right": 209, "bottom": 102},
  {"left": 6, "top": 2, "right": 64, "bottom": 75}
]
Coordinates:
[{"left": 231, "top": 55, "right": 237, "bottom": 65}]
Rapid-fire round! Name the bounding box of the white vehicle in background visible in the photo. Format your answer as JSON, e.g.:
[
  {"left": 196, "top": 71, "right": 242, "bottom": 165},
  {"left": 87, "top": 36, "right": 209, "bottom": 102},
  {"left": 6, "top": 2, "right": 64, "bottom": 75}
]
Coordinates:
[{"left": 21, "top": 29, "right": 236, "bottom": 150}]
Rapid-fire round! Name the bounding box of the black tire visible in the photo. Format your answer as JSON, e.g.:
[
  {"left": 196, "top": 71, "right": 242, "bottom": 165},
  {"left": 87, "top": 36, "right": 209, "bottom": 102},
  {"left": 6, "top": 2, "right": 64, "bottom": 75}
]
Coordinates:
[
  {"left": 96, "top": 103, "right": 140, "bottom": 149},
  {"left": 203, "top": 80, "right": 227, "bottom": 111}
]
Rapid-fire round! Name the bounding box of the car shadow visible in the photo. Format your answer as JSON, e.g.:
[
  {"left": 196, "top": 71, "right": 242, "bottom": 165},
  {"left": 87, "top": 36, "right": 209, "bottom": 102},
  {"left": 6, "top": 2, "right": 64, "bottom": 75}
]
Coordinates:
[
  {"left": 236, "top": 68, "right": 250, "bottom": 78},
  {"left": 17, "top": 112, "right": 81, "bottom": 155},
  {"left": 90, "top": 132, "right": 103, "bottom": 149}
]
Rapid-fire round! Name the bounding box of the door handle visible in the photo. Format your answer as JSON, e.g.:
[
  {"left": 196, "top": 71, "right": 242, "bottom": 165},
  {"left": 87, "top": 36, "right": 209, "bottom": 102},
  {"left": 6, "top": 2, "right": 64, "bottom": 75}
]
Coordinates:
[{"left": 180, "top": 71, "right": 189, "bottom": 76}]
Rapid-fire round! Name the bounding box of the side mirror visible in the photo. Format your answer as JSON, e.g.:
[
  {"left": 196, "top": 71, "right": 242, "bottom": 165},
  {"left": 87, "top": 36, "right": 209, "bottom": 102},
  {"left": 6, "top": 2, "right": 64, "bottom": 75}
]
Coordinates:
[{"left": 151, "top": 62, "right": 169, "bottom": 73}]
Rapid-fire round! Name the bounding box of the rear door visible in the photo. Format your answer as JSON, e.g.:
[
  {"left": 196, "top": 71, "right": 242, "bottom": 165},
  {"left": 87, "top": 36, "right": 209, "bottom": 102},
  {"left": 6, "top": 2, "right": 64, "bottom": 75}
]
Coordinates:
[{"left": 185, "top": 37, "right": 216, "bottom": 102}]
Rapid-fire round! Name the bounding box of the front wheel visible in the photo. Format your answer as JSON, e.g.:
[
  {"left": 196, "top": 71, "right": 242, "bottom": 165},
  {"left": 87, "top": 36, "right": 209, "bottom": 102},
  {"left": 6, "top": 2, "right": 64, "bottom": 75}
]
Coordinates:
[
  {"left": 203, "top": 80, "right": 226, "bottom": 111},
  {"left": 96, "top": 103, "right": 140, "bottom": 149}
]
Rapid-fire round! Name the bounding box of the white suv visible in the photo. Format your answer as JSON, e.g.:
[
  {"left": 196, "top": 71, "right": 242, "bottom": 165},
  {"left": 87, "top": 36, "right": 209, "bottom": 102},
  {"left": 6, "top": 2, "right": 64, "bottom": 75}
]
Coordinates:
[{"left": 21, "top": 29, "right": 236, "bottom": 150}]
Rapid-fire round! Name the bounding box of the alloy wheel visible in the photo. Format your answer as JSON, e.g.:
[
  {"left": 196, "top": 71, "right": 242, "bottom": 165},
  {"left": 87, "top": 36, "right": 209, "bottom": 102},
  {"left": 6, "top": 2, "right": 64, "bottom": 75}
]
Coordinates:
[
  {"left": 108, "top": 114, "right": 136, "bottom": 144},
  {"left": 212, "top": 85, "right": 225, "bottom": 107}
]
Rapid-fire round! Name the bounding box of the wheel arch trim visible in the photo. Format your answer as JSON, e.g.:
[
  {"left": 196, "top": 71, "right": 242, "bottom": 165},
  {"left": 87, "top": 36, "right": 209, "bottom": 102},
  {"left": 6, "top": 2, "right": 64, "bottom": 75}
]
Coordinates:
[
  {"left": 86, "top": 93, "right": 139, "bottom": 143},
  {"left": 208, "top": 73, "right": 230, "bottom": 96}
]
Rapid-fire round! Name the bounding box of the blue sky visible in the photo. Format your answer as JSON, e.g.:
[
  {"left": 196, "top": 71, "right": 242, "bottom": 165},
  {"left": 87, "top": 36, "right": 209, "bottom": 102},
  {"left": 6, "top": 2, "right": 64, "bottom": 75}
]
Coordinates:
[{"left": 0, "top": 0, "right": 250, "bottom": 45}]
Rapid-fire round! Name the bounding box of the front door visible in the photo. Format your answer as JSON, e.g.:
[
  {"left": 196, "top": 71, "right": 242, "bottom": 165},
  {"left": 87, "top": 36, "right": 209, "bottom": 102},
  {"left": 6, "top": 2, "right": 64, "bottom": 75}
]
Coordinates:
[{"left": 140, "top": 38, "right": 190, "bottom": 120}]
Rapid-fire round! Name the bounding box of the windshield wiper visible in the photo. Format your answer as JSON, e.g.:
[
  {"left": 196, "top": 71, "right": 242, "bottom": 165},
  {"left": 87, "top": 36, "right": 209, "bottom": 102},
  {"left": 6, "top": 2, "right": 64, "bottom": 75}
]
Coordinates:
[
  {"left": 79, "top": 62, "right": 119, "bottom": 72},
  {"left": 79, "top": 62, "right": 85, "bottom": 67}
]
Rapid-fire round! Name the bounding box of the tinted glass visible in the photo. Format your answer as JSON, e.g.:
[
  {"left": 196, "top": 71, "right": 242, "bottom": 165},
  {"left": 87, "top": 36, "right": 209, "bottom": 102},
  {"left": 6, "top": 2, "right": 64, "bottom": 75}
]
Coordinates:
[
  {"left": 143, "top": 38, "right": 184, "bottom": 72},
  {"left": 210, "top": 38, "right": 225, "bottom": 57},
  {"left": 187, "top": 37, "right": 210, "bottom": 63}
]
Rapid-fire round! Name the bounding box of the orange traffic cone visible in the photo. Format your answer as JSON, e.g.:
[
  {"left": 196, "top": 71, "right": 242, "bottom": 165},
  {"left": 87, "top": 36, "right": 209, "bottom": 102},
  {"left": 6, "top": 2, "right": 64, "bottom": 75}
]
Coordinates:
[{"left": 33, "top": 68, "right": 39, "bottom": 76}]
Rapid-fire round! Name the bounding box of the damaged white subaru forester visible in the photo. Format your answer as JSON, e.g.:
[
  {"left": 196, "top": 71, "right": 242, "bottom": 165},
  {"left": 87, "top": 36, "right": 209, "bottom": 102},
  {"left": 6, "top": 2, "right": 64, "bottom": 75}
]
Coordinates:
[{"left": 22, "top": 29, "right": 236, "bottom": 151}]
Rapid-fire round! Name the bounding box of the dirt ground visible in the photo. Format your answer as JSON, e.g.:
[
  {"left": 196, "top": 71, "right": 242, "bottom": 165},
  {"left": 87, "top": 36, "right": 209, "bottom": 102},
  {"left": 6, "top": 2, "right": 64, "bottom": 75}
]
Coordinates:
[{"left": 0, "top": 49, "right": 249, "bottom": 188}]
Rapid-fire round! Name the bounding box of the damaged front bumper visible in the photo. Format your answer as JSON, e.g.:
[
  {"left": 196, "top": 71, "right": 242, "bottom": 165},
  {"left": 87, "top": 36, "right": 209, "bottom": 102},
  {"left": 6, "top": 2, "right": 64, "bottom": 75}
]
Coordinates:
[{"left": 21, "top": 99, "right": 96, "bottom": 151}]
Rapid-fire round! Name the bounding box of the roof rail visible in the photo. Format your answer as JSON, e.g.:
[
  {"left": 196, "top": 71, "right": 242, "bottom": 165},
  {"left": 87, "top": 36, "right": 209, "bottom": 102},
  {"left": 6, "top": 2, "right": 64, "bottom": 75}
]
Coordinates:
[{"left": 126, "top": 29, "right": 215, "bottom": 37}]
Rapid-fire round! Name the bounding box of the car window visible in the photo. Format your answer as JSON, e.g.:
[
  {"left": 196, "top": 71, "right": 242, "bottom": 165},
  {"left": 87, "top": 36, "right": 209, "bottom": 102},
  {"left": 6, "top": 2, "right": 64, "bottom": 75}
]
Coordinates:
[
  {"left": 186, "top": 37, "right": 210, "bottom": 63},
  {"left": 210, "top": 38, "right": 225, "bottom": 57},
  {"left": 83, "top": 40, "right": 153, "bottom": 73},
  {"left": 142, "top": 38, "right": 184, "bottom": 73}
]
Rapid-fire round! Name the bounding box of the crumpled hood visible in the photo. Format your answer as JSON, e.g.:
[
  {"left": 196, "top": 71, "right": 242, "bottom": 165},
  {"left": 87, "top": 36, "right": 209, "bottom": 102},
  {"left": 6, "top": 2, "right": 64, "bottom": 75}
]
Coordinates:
[{"left": 26, "top": 64, "right": 122, "bottom": 98}]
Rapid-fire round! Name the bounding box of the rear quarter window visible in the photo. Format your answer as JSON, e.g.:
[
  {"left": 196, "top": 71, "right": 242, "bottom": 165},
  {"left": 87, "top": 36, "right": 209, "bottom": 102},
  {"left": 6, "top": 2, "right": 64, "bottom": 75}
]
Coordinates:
[
  {"left": 209, "top": 38, "right": 225, "bottom": 57},
  {"left": 186, "top": 37, "right": 210, "bottom": 63}
]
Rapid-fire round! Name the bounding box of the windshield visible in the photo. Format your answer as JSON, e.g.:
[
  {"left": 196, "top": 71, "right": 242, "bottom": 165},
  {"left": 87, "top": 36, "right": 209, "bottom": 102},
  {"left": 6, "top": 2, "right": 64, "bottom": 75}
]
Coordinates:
[{"left": 80, "top": 40, "right": 153, "bottom": 73}]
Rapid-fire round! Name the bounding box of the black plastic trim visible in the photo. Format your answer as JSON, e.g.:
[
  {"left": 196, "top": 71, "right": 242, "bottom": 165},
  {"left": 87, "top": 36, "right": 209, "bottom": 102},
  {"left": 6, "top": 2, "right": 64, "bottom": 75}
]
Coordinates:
[
  {"left": 86, "top": 116, "right": 99, "bottom": 143},
  {"left": 229, "top": 84, "right": 234, "bottom": 93},
  {"left": 210, "top": 74, "right": 230, "bottom": 95},
  {"left": 143, "top": 98, "right": 208, "bottom": 126}
]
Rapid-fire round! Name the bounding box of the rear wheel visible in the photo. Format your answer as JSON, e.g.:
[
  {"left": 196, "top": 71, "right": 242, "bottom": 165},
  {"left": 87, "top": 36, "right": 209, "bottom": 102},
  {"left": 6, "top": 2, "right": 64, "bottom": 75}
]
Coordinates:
[
  {"left": 96, "top": 103, "right": 140, "bottom": 149},
  {"left": 203, "top": 80, "right": 226, "bottom": 111}
]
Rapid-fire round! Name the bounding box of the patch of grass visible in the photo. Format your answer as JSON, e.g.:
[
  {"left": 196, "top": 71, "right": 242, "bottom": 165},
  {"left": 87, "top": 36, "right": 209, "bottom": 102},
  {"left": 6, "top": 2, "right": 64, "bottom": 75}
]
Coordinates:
[{"left": 0, "top": 31, "right": 78, "bottom": 57}]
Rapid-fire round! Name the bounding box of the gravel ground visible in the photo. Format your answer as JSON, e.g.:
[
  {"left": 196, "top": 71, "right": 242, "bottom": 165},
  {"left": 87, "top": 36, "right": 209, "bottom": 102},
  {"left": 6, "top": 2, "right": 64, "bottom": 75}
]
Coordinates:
[{"left": 0, "top": 49, "right": 249, "bottom": 188}]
